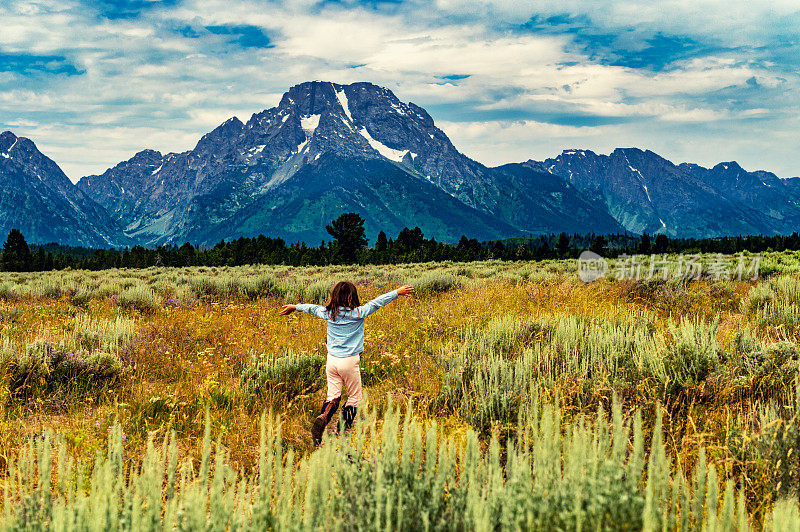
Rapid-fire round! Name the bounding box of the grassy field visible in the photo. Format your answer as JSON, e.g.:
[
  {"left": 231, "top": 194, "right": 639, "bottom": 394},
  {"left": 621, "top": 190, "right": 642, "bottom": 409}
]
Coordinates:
[{"left": 1, "top": 253, "right": 799, "bottom": 529}]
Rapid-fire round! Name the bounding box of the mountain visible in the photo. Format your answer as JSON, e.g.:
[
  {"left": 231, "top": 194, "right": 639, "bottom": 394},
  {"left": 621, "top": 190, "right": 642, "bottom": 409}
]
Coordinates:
[
  {"left": 681, "top": 161, "right": 800, "bottom": 234},
  {"left": 0, "top": 131, "right": 126, "bottom": 246},
  {"left": 526, "top": 148, "right": 800, "bottom": 238},
  {"left": 4, "top": 80, "right": 800, "bottom": 247},
  {"left": 77, "top": 81, "right": 623, "bottom": 245}
]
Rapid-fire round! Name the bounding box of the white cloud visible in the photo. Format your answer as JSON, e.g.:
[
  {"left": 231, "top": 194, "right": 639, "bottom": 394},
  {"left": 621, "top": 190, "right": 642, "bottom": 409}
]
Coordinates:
[{"left": 0, "top": 0, "right": 798, "bottom": 180}]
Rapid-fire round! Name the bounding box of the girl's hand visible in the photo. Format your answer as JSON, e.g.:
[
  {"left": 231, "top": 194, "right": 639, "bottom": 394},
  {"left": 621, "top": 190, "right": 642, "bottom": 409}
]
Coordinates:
[
  {"left": 397, "top": 285, "right": 415, "bottom": 297},
  {"left": 279, "top": 304, "right": 297, "bottom": 316}
]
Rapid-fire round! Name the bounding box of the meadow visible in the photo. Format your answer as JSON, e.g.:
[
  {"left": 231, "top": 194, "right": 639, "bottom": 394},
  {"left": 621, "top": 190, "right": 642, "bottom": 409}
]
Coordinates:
[{"left": 0, "top": 252, "right": 799, "bottom": 530}]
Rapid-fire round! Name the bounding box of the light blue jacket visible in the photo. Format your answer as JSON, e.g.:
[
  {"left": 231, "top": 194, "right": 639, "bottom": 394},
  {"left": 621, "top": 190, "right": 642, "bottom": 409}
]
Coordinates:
[{"left": 296, "top": 290, "right": 399, "bottom": 357}]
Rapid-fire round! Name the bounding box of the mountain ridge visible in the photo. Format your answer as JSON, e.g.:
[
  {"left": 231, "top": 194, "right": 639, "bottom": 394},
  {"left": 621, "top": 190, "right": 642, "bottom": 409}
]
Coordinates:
[
  {"left": 526, "top": 147, "right": 800, "bottom": 238},
  {"left": 77, "top": 80, "right": 625, "bottom": 245},
  {"left": 0, "top": 131, "right": 128, "bottom": 247},
  {"left": 2, "top": 80, "right": 798, "bottom": 246}
]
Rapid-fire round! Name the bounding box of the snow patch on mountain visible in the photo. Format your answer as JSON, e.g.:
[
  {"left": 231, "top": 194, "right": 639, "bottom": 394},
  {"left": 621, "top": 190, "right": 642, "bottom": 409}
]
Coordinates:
[
  {"left": 359, "top": 127, "right": 409, "bottom": 162},
  {"left": 390, "top": 101, "right": 407, "bottom": 116},
  {"left": 625, "top": 162, "right": 652, "bottom": 202},
  {"left": 301, "top": 114, "right": 321, "bottom": 135},
  {"left": 334, "top": 87, "right": 353, "bottom": 122}
]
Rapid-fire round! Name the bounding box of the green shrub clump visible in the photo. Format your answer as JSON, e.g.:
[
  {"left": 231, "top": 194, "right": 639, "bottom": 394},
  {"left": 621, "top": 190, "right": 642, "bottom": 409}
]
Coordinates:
[
  {"left": 117, "top": 284, "right": 163, "bottom": 313},
  {"left": 0, "top": 339, "right": 124, "bottom": 400},
  {"left": 239, "top": 349, "right": 324, "bottom": 403},
  {"left": 413, "top": 271, "right": 462, "bottom": 295},
  {"left": 659, "top": 317, "right": 721, "bottom": 393}
]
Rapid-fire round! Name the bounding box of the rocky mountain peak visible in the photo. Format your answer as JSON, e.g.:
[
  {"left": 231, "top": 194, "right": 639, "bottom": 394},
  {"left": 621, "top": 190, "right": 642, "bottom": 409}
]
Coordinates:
[
  {"left": 0, "top": 130, "right": 17, "bottom": 147},
  {"left": 0, "top": 132, "right": 40, "bottom": 163},
  {"left": 711, "top": 161, "right": 743, "bottom": 173},
  {"left": 129, "top": 149, "right": 163, "bottom": 164},
  {"left": 0, "top": 130, "right": 127, "bottom": 246},
  {"left": 194, "top": 117, "right": 245, "bottom": 154},
  {"left": 702, "top": 160, "right": 785, "bottom": 191}
]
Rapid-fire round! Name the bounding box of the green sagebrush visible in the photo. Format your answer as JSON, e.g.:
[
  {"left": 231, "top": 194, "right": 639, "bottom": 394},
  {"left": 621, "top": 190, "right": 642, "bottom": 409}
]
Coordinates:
[
  {"left": 0, "top": 339, "right": 124, "bottom": 402},
  {"left": 412, "top": 271, "right": 462, "bottom": 295},
  {"left": 116, "top": 284, "right": 163, "bottom": 313},
  {"left": 437, "top": 313, "right": 728, "bottom": 429},
  {"left": 3, "top": 399, "right": 800, "bottom": 531},
  {"left": 239, "top": 349, "right": 325, "bottom": 405}
]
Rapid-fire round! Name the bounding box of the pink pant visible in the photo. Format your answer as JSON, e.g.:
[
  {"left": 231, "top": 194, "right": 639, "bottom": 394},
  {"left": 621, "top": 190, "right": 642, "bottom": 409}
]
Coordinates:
[{"left": 326, "top": 354, "right": 363, "bottom": 407}]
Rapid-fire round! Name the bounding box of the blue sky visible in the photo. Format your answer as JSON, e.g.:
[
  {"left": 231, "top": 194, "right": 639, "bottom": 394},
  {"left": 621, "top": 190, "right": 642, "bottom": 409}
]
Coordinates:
[{"left": 1, "top": 0, "right": 798, "bottom": 180}]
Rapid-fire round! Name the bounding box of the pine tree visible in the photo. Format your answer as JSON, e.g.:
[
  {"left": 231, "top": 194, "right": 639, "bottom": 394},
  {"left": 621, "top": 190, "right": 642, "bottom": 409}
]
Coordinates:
[
  {"left": 376, "top": 230, "right": 388, "bottom": 252},
  {"left": 325, "top": 213, "right": 367, "bottom": 264},
  {"left": 590, "top": 235, "right": 606, "bottom": 255},
  {"left": 557, "top": 233, "right": 570, "bottom": 258},
  {"left": 654, "top": 234, "right": 669, "bottom": 254},
  {"left": 2, "top": 229, "right": 33, "bottom": 272},
  {"left": 639, "top": 233, "right": 652, "bottom": 255}
]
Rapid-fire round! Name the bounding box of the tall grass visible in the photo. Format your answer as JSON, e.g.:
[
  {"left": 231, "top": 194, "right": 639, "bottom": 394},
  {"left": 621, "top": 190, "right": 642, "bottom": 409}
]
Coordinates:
[
  {"left": 3, "top": 399, "right": 799, "bottom": 530},
  {"left": 743, "top": 276, "right": 800, "bottom": 332}
]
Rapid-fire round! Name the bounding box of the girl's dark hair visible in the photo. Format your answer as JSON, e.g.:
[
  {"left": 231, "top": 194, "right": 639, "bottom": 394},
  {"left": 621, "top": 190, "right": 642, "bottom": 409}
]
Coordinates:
[{"left": 324, "top": 281, "right": 360, "bottom": 320}]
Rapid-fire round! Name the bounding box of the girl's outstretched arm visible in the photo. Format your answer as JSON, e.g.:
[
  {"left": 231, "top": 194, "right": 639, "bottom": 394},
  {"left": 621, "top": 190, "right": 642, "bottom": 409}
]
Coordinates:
[
  {"left": 356, "top": 285, "right": 415, "bottom": 318},
  {"left": 279, "top": 304, "right": 327, "bottom": 319}
]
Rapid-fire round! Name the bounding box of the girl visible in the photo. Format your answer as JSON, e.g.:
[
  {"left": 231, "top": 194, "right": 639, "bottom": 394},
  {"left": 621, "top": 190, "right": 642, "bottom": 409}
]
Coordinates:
[{"left": 279, "top": 281, "right": 415, "bottom": 444}]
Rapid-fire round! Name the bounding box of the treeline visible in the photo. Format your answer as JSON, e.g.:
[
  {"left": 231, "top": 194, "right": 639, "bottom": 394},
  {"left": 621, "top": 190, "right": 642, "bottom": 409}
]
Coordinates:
[{"left": 2, "top": 214, "right": 800, "bottom": 272}]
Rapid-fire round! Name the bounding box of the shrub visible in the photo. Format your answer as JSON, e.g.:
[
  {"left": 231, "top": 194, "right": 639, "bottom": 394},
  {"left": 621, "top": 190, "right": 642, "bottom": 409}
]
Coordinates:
[
  {"left": 70, "top": 287, "right": 94, "bottom": 306},
  {"left": 659, "top": 317, "right": 720, "bottom": 393},
  {"left": 0, "top": 281, "right": 20, "bottom": 300},
  {"left": 0, "top": 401, "right": 774, "bottom": 531},
  {"left": 239, "top": 349, "right": 324, "bottom": 403},
  {"left": 303, "top": 280, "right": 332, "bottom": 304},
  {"left": 438, "top": 313, "right": 666, "bottom": 426},
  {"left": 413, "top": 271, "right": 462, "bottom": 295},
  {"left": 458, "top": 316, "right": 545, "bottom": 358},
  {"left": 0, "top": 339, "right": 124, "bottom": 400},
  {"left": 756, "top": 301, "right": 800, "bottom": 332},
  {"left": 727, "top": 399, "right": 800, "bottom": 504},
  {"left": 743, "top": 276, "right": 800, "bottom": 331},
  {"left": 34, "top": 277, "right": 64, "bottom": 299},
  {"left": 117, "top": 284, "right": 162, "bottom": 313},
  {"left": 728, "top": 329, "right": 799, "bottom": 391},
  {"left": 96, "top": 281, "right": 122, "bottom": 298},
  {"left": 241, "top": 273, "right": 277, "bottom": 300},
  {"left": 621, "top": 278, "right": 700, "bottom": 313},
  {"left": 73, "top": 315, "right": 136, "bottom": 353},
  {"left": 188, "top": 275, "right": 219, "bottom": 299}
]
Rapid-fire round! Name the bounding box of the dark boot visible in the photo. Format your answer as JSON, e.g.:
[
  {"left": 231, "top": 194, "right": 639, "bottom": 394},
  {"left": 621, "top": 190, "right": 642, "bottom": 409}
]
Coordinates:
[
  {"left": 311, "top": 397, "right": 340, "bottom": 445},
  {"left": 342, "top": 405, "right": 357, "bottom": 431}
]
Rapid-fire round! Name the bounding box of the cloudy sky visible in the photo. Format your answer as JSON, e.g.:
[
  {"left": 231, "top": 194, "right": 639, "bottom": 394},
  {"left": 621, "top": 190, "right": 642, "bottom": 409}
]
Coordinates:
[{"left": 2, "top": 0, "right": 798, "bottom": 181}]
